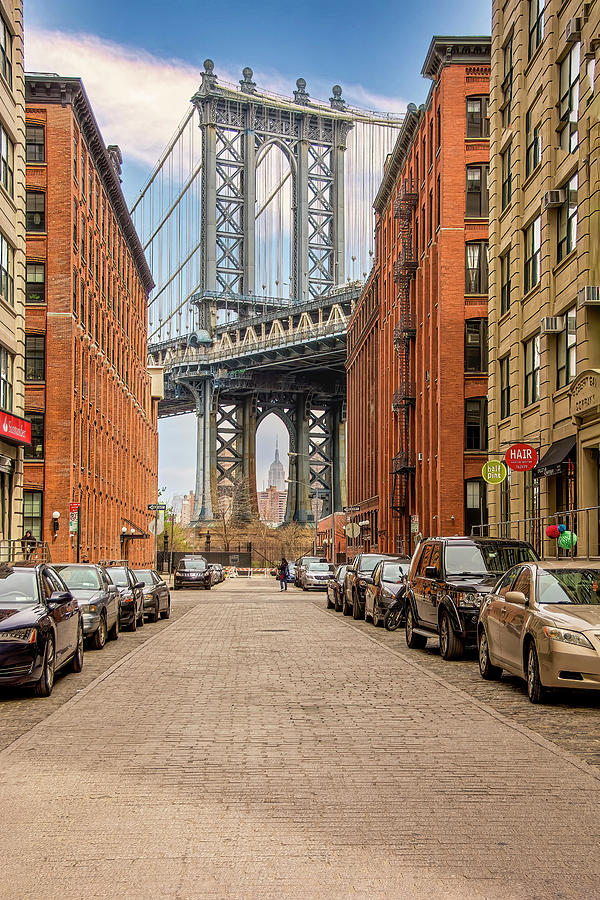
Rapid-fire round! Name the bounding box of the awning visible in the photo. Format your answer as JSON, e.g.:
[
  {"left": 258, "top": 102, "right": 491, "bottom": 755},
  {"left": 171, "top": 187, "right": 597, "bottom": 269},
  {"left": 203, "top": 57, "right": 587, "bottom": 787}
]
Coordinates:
[{"left": 533, "top": 435, "right": 576, "bottom": 478}]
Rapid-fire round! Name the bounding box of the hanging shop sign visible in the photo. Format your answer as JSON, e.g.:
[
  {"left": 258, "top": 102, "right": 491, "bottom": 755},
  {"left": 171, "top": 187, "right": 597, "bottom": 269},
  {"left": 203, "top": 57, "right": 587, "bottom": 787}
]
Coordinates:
[
  {"left": 0, "top": 411, "right": 31, "bottom": 446},
  {"left": 505, "top": 444, "right": 538, "bottom": 472},
  {"left": 482, "top": 460, "right": 507, "bottom": 484},
  {"left": 69, "top": 502, "right": 80, "bottom": 535}
]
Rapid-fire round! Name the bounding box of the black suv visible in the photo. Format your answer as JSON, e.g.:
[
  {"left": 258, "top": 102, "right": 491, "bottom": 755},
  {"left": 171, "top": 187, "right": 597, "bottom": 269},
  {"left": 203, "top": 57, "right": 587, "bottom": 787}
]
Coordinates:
[{"left": 404, "top": 537, "right": 539, "bottom": 660}]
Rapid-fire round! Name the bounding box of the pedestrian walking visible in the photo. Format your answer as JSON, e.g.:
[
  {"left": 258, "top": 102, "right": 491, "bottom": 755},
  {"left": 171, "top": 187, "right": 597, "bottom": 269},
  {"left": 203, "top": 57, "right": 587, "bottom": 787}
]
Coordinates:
[{"left": 278, "top": 557, "right": 289, "bottom": 591}]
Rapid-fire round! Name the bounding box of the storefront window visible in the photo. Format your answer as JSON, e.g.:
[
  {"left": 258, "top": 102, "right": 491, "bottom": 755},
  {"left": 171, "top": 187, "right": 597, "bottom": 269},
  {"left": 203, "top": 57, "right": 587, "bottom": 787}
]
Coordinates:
[{"left": 0, "top": 345, "right": 12, "bottom": 411}]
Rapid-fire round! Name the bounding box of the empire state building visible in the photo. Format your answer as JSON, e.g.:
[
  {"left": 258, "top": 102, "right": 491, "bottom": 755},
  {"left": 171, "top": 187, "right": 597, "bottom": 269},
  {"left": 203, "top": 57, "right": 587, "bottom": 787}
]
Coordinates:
[{"left": 268, "top": 440, "right": 286, "bottom": 492}]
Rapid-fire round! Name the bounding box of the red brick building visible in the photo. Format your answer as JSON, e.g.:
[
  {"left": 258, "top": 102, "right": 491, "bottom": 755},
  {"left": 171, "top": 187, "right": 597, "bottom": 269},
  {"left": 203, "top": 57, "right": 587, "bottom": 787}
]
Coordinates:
[
  {"left": 347, "top": 36, "right": 491, "bottom": 557},
  {"left": 23, "top": 75, "right": 160, "bottom": 565}
]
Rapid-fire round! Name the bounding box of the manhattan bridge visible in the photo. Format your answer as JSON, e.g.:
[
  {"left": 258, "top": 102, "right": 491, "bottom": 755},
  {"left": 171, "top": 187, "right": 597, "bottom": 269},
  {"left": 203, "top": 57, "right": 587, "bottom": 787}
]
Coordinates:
[{"left": 134, "top": 61, "right": 403, "bottom": 523}]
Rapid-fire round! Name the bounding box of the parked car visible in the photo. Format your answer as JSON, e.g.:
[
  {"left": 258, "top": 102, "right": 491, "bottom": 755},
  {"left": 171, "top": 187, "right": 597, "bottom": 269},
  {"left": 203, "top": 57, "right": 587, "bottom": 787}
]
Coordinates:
[
  {"left": 299, "top": 561, "right": 335, "bottom": 591},
  {"left": 106, "top": 566, "right": 145, "bottom": 631},
  {"left": 133, "top": 568, "right": 171, "bottom": 622},
  {"left": 326, "top": 564, "right": 348, "bottom": 611},
  {"left": 54, "top": 563, "right": 119, "bottom": 648},
  {"left": 364, "top": 556, "right": 411, "bottom": 627},
  {"left": 404, "top": 537, "right": 539, "bottom": 660},
  {"left": 0, "top": 562, "right": 83, "bottom": 697},
  {"left": 210, "top": 564, "right": 225, "bottom": 584},
  {"left": 478, "top": 561, "right": 600, "bottom": 703},
  {"left": 294, "top": 556, "right": 321, "bottom": 587},
  {"left": 343, "top": 553, "right": 391, "bottom": 619},
  {"left": 173, "top": 557, "right": 212, "bottom": 590}
]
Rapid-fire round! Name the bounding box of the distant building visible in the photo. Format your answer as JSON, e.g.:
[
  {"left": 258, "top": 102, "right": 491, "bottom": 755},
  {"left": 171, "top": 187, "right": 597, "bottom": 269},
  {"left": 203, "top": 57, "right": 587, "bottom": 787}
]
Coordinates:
[
  {"left": 171, "top": 494, "right": 184, "bottom": 518},
  {"left": 179, "top": 491, "right": 195, "bottom": 527},
  {"left": 267, "top": 439, "right": 286, "bottom": 491},
  {"left": 257, "top": 486, "right": 287, "bottom": 525}
]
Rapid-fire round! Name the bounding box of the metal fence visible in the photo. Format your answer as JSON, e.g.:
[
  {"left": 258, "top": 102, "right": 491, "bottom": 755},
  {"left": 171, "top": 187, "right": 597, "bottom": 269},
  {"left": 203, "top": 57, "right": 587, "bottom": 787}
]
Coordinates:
[
  {"left": 0, "top": 540, "right": 51, "bottom": 564},
  {"left": 472, "top": 506, "right": 600, "bottom": 560}
]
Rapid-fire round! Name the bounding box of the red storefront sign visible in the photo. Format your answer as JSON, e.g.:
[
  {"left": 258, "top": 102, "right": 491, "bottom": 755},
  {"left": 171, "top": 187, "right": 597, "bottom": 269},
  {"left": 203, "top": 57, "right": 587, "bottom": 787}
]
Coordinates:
[
  {"left": 505, "top": 443, "right": 538, "bottom": 471},
  {"left": 0, "top": 411, "right": 31, "bottom": 446}
]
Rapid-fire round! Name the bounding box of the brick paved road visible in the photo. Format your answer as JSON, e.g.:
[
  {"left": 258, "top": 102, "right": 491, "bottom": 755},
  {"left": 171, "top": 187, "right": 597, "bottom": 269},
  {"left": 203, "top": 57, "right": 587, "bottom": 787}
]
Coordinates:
[{"left": 1, "top": 578, "right": 599, "bottom": 899}]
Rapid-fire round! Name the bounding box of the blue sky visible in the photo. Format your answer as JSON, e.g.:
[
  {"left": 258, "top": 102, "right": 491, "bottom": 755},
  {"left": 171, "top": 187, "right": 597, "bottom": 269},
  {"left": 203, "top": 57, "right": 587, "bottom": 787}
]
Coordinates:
[{"left": 25, "top": 0, "right": 492, "bottom": 500}]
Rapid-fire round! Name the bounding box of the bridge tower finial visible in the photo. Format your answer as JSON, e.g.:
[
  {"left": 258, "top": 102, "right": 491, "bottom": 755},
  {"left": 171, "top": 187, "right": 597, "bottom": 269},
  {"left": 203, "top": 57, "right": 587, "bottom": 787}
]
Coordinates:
[
  {"left": 294, "top": 77, "right": 310, "bottom": 105},
  {"left": 201, "top": 59, "right": 218, "bottom": 91},
  {"left": 240, "top": 67, "right": 257, "bottom": 93},
  {"left": 330, "top": 85, "right": 346, "bottom": 110}
]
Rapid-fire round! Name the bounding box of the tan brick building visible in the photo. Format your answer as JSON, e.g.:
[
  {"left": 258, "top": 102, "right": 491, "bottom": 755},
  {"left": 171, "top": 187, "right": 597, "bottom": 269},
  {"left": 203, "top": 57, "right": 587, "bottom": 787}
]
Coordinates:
[
  {"left": 24, "top": 75, "right": 160, "bottom": 565},
  {"left": 0, "top": 1, "right": 30, "bottom": 547},
  {"left": 488, "top": 0, "right": 600, "bottom": 556},
  {"left": 347, "top": 36, "right": 491, "bottom": 557}
]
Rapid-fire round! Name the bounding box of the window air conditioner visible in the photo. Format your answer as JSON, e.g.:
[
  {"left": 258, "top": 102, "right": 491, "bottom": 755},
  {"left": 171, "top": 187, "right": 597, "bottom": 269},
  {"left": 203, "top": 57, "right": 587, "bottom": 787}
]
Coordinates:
[
  {"left": 540, "top": 316, "right": 564, "bottom": 334},
  {"left": 578, "top": 286, "right": 600, "bottom": 307},
  {"left": 565, "top": 17, "right": 582, "bottom": 42},
  {"left": 543, "top": 190, "right": 565, "bottom": 209}
]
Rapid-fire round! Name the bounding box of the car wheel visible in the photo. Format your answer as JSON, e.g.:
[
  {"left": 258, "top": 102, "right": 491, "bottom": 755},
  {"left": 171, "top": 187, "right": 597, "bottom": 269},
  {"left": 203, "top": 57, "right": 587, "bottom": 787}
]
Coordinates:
[
  {"left": 108, "top": 616, "right": 119, "bottom": 641},
  {"left": 478, "top": 628, "right": 502, "bottom": 680},
  {"left": 527, "top": 641, "right": 546, "bottom": 704},
  {"left": 372, "top": 605, "right": 382, "bottom": 628},
  {"left": 151, "top": 600, "right": 160, "bottom": 623},
  {"left": 160, "top": 598, "right": 171, "bottom": 620},
  {"left": 137, "top": 603, "right": 145, "bottom": 627},
  {"left": 439, "top": 611, "right": 463, "bottom": 660},
  {"left": 71, "top": 625, "right": 84, "bottom": 673},
  {"left": 91, "top": 614, "right": 107, "bottom": 650},
  {"left": 342, "top": 595, "right": 351, "bottom": 616},
  {"left": 405, "top": 605, "right": 427, "bottom": 650},
  {"left": 326, "top": 593, "right": 334, "bottom": 609},
  {"left": 129, "top": 611, "right": 137, "bottom": 632},
  {"left": 352, "top": 591, "right": 363, "bottom": 620},
  {"left": 33, "top": 636, "right": 55, "bottom": 697},
  {"left": 334, "top": 593, "right": 342, "bottom": 613}
]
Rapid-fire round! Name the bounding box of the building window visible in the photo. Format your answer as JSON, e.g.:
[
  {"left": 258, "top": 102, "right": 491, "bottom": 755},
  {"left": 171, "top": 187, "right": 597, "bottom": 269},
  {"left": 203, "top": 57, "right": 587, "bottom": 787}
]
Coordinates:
[
  {"left": 0, "top": 123, "right": 13, "bottom": 197},
  {"left": 500, "top": 250, "right": 511, "bottom": 315},
  {"left": 465, "top": 398, "right": 488, "bottom": 450},
  {"left": 466, "top": 96, "right": 489, "bottom": 138},
  {"left": 73, "top": 269, "right": 77, "bottom": 317},
  {"left": 0, "top": 232, "right": 13, "bottom": 306},
  {"left": 0, "top": 14, "right": 12, "bottom": 88},
  {"left": 81, "top": 151, "right": 86, "bottom": 197},
  {"left": 437, "top": 106, "right": 441, "bottom": 148},
  {"left": 421, "top": 204, "right": 425, "bottom": 254},
  {"left": 81, "top": 215, "right": 86, "bottom": 263},
  {"left": 502, "top": 39, "right": 513, "bottom": 127},
  {"left": 25, "top": 414, "right": 44, "bottom": 460},
  {"left": 80, "top": 281, "right": 85, "bottom": 323},
  {"left": 428, "top": 189, "right": 433, "bottom": 241},
  {"left": 501, "top": 146, "right": 512, "bottom": 210},
  {"left": 0, "top": 346, "right": 12, "bottom": 411},
  {"left": 421, "top": 137, "right": 426, "bottom": 181},
  {"left": 26, "top": 124, "right": 45, "bottom": 163},
  {"left": 23, "top": 491, "right": 42, "bottom": 540},
  {"left": 466, "top": 165, "right": 489, "bottom": 217},
  {"left": 529, "top": 0, "right": 544, "bottom": 59},
  {"left": 465, "top": 318, "right": 488, "bottom": 372},
  {"left": 557, "top": 173, "right": 577, "bottom": 262},
  {"left": 429, "top": 119, "right": 434, "bottom": 167},
  {"left": 465, "top": 241, "right": 488, "bottom": 294},
  {"left": 524, "top": 334, "right": 540, "bottom": 406},
  {"left": 524, "top": 469, "right": 541, "bottom": 551},
  {"left": 557, "top": 306, "right": 577, "bottom": 388},
  {"left": 465, "top": 478, "right": 487, "bottom": 534},
  {"left": 73, "top": 200, "right": 78, "bottom": 246},
  {"left": 26, "top": 191, "right": 45, "bottom": 232},
  {"left": 25, "top": 334, "right": 45, "bottom": 382},
  {"left": 500, "top": 355, "right": 511, "bottom": 419},
  {"left": 26, "top": 262, "right": 45, "bottom": 304},
  {"left": 525, "top": 110, "right": 540, "bottom": 177},
  {"left": 559, "top": 43, "right": 580, "bottom": 153},
  {"left": 73, "top": 136, "right": 78, "bottom": 180},
  {"left": 437, "top": 174, "right": 441, "bottom": 228},
  {"left": 524, "top": 216, "right": 541, "bottom": 292},
  {"left": 87, "top": 290, "right": 92, "bottom": 335}
]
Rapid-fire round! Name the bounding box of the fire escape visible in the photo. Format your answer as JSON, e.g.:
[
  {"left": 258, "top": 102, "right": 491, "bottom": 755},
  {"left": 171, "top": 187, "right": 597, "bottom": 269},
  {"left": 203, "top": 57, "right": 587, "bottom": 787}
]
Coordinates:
[{"left": 391, "top": 179, "right": 418, "bottom": 521}]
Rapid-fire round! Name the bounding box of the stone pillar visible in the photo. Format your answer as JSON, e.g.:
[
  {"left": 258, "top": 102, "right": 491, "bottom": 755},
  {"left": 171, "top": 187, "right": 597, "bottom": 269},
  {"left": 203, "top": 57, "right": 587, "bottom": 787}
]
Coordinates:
[
  {"left": 295, "top": 122, "right": 309, "bottom": 302},
  {"left": 201, "top": 109, "right": 217, "bottom": 292},
  {"left": 243, "top": 110, "right": 256, "bottom": 296}
]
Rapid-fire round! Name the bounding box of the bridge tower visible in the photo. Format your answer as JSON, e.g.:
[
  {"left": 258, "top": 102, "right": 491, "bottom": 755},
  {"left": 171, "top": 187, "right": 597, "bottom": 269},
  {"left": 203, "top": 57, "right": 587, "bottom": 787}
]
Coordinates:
[{"left": 189, "top": 61, "right": 353, "bottom": 523}]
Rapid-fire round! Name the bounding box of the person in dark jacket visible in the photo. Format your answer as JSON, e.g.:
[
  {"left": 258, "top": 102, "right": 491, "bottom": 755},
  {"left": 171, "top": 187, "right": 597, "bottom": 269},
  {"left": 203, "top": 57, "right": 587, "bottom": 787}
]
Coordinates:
[
  {"left": 21, "top": 530, "right": 36, "bottom": 560},
  {"left": 278, "top": 557, "right": 289, "bottom": 591}
]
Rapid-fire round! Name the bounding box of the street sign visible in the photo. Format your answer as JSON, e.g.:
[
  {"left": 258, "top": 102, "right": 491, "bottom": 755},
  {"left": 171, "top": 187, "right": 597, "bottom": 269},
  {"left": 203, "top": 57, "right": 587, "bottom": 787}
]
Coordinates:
[
  {"left": 505, "top": 444, "right": 538, "bottom": 472},
  {"left": 344, "top": 506, "right": 361, "bottom": 513},
  {"left": 148, "top": 503, "right": 167, "bottom": 511},
  {"left": 482, "top": 460, "right": 507, "bottom": 484},
  {"left": 410, "top": 515, "right": 419, "bottom": 534},
  {"left": 345, "top": 522, "right": 360, "bottom": 538}
]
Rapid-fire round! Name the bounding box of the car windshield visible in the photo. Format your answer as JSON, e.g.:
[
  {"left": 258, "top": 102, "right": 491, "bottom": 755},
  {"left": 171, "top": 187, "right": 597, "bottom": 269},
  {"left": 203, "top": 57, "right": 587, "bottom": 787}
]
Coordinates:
[
  {"left": 107, "top": 567, "right": 129, "bottom": 587},
  {"left": 308, "top": 563, "right": 334, "bottom": 572},
  {"left": 301, "top": 557, "right": 320, "bottom": 566},
  {"left": 445, "top": 543, "right": 537, "bottom": 576},
  {"left": 358, "top": 556, "right": 381, "bottom": 574},
  {"left": 55, "top": 565, "right": 101, "bottom": 590},
  {"left": 537, "top": 569, "right": 600, "bottom": 605},
  {"left": 382, "top": 563, "right": 408, "bottom": 582},
  {"left": 180, "top": 560, "right": 206, "bottom": 571},
  {"left": 135, "top": 570, "right": 154, "bottom": 585},
  {"left": 0, "top": 568, "right": 38, "bottom": 605}
]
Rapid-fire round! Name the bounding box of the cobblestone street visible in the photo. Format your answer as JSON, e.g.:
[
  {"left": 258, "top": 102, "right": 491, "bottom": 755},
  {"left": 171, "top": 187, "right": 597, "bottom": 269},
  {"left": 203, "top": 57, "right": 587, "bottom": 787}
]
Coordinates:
[{"left": 1, "top": 579, "right": 599, "bottom": 899}]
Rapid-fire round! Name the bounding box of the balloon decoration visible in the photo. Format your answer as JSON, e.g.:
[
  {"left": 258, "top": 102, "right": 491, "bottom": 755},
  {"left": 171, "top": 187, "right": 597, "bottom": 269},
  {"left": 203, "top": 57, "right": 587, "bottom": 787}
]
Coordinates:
[
  {"left": 545, "top": 524, "right": 560, "bottom": 539},
  {"left": 558, "top": 530, "right": 577, "bottom": 550}
]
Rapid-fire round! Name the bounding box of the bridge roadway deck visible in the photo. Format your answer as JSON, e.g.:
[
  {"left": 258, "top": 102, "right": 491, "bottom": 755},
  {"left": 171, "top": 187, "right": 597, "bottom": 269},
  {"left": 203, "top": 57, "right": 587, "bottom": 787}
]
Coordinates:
[{"left": 0, "top": 579, "right": 598, "bottom": 898}]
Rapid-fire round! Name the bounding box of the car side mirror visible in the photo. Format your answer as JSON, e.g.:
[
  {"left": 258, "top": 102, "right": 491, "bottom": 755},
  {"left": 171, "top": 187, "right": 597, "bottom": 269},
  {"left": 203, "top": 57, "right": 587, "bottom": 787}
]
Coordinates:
[
  {"left": 107, "top": 584, "right": 118, "bottom": 594},
  {"left": 48, "top": 590, "right": 72, "bottom": 606},
  {"left": 424, "top": 566, "right": 439, "bottom": 579},
  {"left": 505, "top": 590, "right": 528, "bottom": 605},
  {"left": 133, "top": 581, "right": 144, "bottom": 591}
]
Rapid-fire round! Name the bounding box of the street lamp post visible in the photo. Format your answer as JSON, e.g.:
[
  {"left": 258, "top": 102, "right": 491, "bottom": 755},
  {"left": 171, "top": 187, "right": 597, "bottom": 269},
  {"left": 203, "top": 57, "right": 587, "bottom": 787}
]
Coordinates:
[{"left": 287, "top": 451, "right": 335, "bottom": 563}]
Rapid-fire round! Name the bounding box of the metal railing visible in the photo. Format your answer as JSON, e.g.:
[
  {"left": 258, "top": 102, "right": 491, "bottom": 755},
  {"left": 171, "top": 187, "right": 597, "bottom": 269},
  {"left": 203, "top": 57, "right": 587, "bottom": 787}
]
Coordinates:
[
  {"left": 472, "top": 506, "right": 600, "bottom": 560},
  {"left": 0, "top": 540, "right": 51, "bottom": 564}
]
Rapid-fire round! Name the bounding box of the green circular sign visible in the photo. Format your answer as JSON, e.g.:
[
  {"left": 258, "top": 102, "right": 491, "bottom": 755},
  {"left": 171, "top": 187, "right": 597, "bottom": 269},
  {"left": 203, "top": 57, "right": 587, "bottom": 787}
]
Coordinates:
[{"left": 482, "top": 460, "right": 507, "bottom": 484}]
